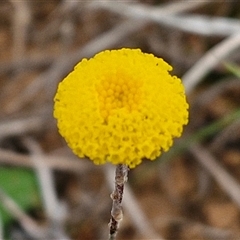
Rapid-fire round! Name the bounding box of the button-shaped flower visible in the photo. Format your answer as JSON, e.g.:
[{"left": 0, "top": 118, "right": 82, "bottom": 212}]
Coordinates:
[{"left": 54, "top": 48, "right": 189, "bottom": 168}]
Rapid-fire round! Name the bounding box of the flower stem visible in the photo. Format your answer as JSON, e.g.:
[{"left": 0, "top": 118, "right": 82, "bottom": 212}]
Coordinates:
[{"left": 108, "top": 164, "right": 129, "bottom": 240}]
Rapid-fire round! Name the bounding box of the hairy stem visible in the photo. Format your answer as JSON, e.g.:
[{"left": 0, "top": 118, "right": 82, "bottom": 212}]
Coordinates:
[{"left": 108, "top": 164, "right": 129, "bottom": 240}]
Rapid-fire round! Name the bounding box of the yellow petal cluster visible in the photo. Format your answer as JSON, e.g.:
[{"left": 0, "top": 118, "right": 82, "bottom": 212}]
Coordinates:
[{"left": 54, "top": 48, "right": 189, "bottom": 168}]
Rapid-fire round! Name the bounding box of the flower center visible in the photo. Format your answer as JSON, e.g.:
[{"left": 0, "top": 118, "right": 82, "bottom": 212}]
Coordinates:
[{"left": 97, "top": 76, "right": 142, "bottom": 119}]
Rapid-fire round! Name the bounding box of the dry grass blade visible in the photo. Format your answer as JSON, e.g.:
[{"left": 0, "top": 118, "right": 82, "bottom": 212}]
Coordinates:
[
  {"left": 22, "top": 137, "right": 60, "bottom": 221},
  {"left": 191, "top": 78, "right": 240, "bottom": 109},
  {"left": 9, "top": 1, "right": 31, "bottom": 61},
  {"left": 0, "top": 54, "right": 55, "bottom": 76},
  {"left": 22, "top": 137, "right": 70, "bottom": 240},
  {"left": 154, "top": 216, "right": 236, "bottom": 240},
  {"left": 0, "top": 188, "right": 47, "bottom": 238},
  {"left": 183, "top": 34, "right": 240, "bottom": 94},
  {"left": 155, "top": 14, "right": 240, "bottom": 37},
  {"left": 92, "top": 1, "right": 211, "bottom": 18},
  {"left": 0, "top": 149, "right": 93, "bottom": 174},
  {"left": 191, "top": 143, "right": 240, "bottom": 209},
  {"left": 210, "top": 119, "right": 240, "bottom": 153},
  {"left": 93, "top": 1, "right": 240, "bottom": 37},
  {"left": 0, "top": 148, "right": 91, "bottom": 173},
  {"left": 0, "top": 112, "right": 50, "bottom": 140}
]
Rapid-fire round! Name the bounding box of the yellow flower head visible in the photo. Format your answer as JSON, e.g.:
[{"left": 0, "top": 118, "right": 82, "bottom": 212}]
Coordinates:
[{"left": 54, "top": 48, "right": 189, "bottom": 168}]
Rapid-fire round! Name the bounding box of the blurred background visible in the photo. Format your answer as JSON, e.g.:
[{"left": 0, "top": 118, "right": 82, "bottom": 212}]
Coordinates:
[{"left": 1, "top": 0, "right": 240, "bottom": 239}]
